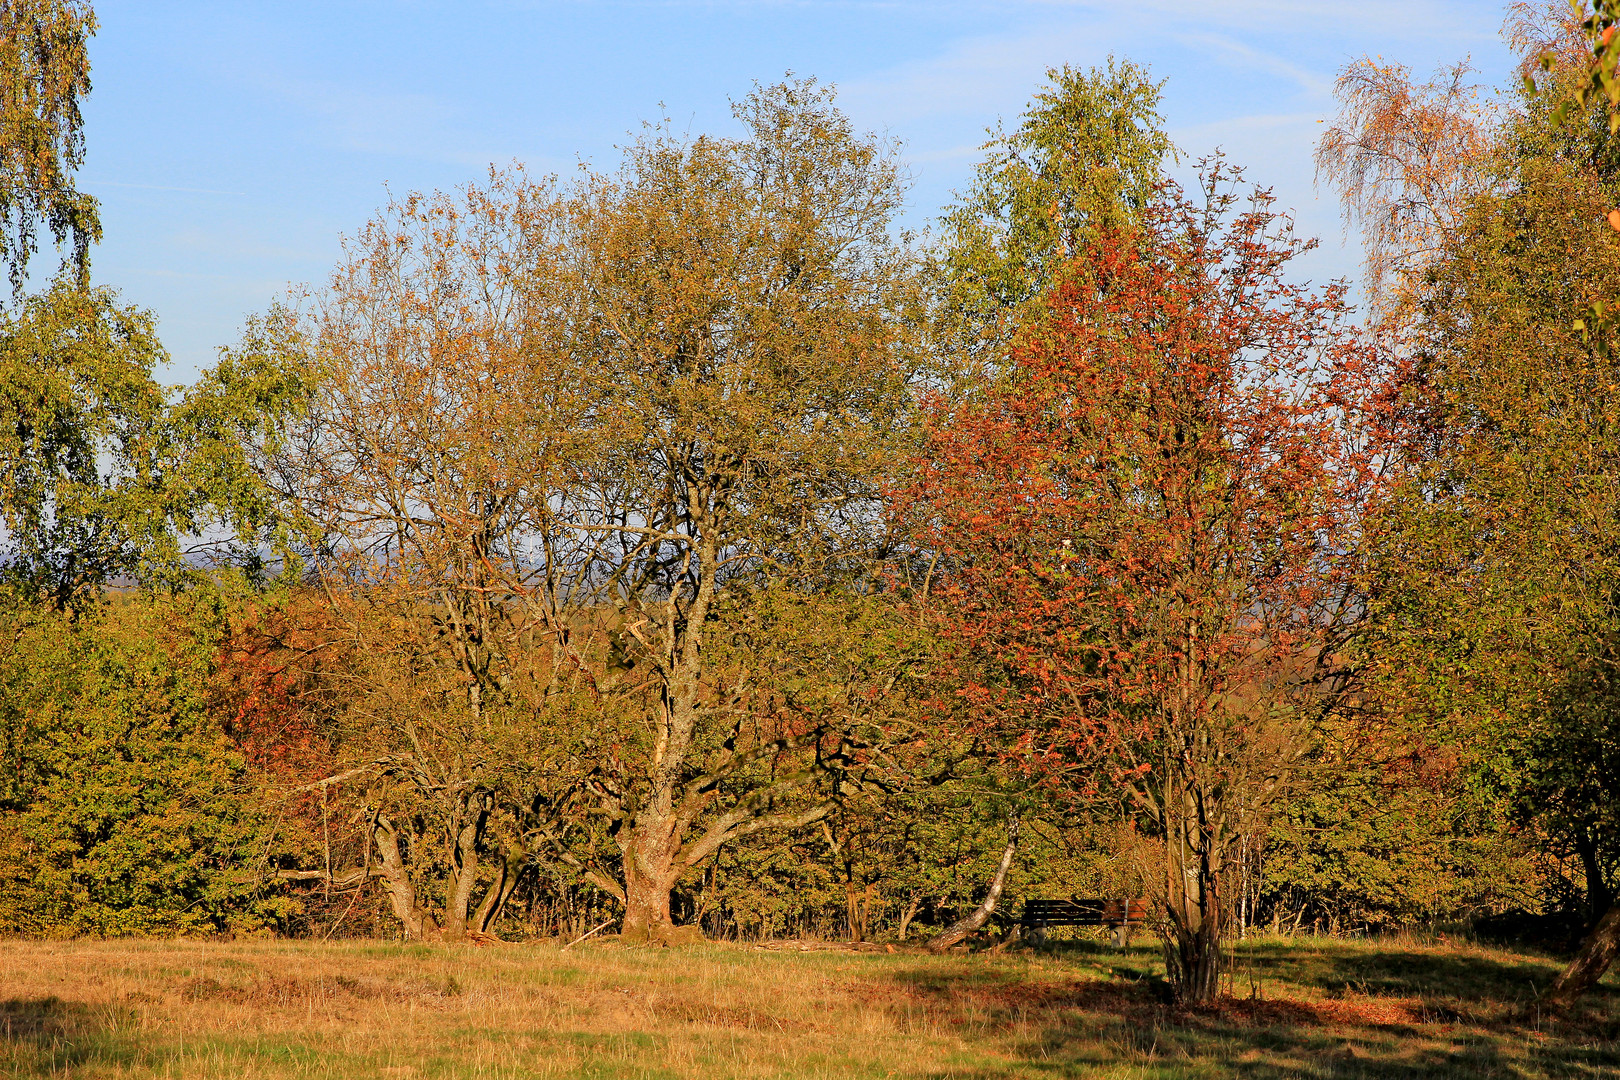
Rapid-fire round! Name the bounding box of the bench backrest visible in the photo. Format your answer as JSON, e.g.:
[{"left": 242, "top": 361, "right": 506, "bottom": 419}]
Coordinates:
[{"left": 1022, "top": 897, "right": 1149, "bottom": 923}]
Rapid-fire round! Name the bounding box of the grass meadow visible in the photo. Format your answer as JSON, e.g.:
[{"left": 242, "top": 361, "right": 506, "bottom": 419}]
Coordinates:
[{"left": 1, "top": 934, "right": 1617, "bottom": 1079}]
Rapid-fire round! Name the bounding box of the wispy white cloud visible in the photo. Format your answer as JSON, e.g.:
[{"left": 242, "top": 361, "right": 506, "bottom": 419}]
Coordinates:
[
  {"left": 1173, "top": 110, "right": 1327, "bottom": 140},
  {"left": 843, "top": 3, "right": 1502, "bottom": 123},
  {"left": 1027, "top": 0, "right": 1497, "bottom": 41},
  {"left": 839, "top": 19, "right": 1129, "bottom": 125},
  {"left": 1172, "top": 32, "right": 1334, "bottom": 97}
]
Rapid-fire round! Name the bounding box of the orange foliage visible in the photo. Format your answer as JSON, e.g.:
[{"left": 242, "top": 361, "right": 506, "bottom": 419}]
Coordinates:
[
  {"left": 210, "top": 595, "right": 347, "bottom": 784},
  {"left": 1315, "top": 58, "right": 1495, "bottom": 323}
]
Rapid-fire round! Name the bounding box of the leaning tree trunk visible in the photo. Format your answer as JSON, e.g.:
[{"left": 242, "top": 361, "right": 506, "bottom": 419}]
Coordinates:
[
  {"left": 927, "top": 821, "right": 1019, "bottom": 953},
  {"left": 1544, "top": 903, "right": 1620, "bottom": 1008},
  {"left": 372, "top": 816, "right": 441, "bottom": 941}
]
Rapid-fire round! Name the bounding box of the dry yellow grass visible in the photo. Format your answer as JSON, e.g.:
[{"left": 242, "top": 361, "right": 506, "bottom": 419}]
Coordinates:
[{"left": 0, "top": 935, "right": 1616, "bottom": 1078}]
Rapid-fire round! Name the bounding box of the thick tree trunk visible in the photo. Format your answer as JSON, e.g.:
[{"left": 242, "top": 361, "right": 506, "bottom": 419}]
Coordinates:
[
  {"left": 1544, "top": 903, "right": 1620, "bottom": 1008},
  {"left": 604, "top": 529, "right": 827, "bottom": 947},
  {"left": 1576, "top": 827, "right": 1613, "bottom": 928},
  {"left": 846, "top": 881, "right": 876, "bottom": 942},
  {"left": 927, "top": 821, "right": 1018, "bottom": 952},
  {"left": 1165, "top": 911, "right": 1223, "bottom": 1003},
  {"left": 619, "top": 826, "right": 679, "bottom": 943}
]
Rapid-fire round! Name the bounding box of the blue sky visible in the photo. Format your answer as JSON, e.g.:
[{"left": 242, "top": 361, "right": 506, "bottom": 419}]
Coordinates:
[{"left": 80, "top": 0, "right": 1514, "bottom": 382}]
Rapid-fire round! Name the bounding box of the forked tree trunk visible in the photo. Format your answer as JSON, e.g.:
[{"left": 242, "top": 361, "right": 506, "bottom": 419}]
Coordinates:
[
  {"left": 441, "top": 806, "right": 486, "bottom": 942},
  {"left": 473, "top": 849, "right": 526, "bottom": 935},
  {"left": 604, "top": 545, "right": 832, "bottom": 945},
  {"left": 927, "top": 821, "right": 1018, "bottom": 952},
  {"left": 372, "top": 816, "right": 441, "bottom": 941},
  {"left": 1544, "top": 903, "right": 1620, "bottom": 1008}
]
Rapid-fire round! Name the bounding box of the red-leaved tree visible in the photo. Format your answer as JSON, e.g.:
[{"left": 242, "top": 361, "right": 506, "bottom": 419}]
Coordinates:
[{"left": 911, "top": 162, "right": 1388, "bottom": 1002}]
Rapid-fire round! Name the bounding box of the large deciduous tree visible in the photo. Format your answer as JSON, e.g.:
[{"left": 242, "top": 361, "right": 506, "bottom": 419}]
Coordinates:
[
  {"left": 232, "top": 170, "right": 589, "bottom": 942},
  {"left": 912, "top": 163, "right": 1384, "bottom": 1002},
  {"left": 253, "top": 80, "right": 928, "bottom": 943},
  {"left": 938, "top": 59, "right": 1173, "bottom": 360},
  {"left": 1359, "top": 40, "right": 1620, "bottom": 1003},
  {"left": 550, "top": 79, "right": 926, "bottom": 941}
]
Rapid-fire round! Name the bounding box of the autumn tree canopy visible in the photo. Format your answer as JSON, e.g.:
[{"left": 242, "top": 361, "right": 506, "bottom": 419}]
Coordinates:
[
  {"left": 912, "top": 163, "right": 1387, "bottom": 1002},
  {"left": 0, "top": 0, "right": 99, "bottom": 296},
  {"left": 239, "top": 79, "right": 934, "bottom": 944},
  {"left": 937, "top": 58, "right": 1174, "bottom": 361},
  {"left": 13, "top": 3, "right": 1620, "bottom": 1013}
]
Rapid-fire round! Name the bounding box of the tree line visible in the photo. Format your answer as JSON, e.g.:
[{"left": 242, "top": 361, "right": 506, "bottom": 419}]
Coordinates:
[{"left": 4, "top": 0, "right": 1620, "bottom": 1005}]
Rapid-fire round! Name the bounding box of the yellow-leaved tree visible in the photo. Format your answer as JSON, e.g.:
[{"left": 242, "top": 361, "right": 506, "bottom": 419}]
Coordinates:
[{"left": 249, "top": 79, "right": 932, "bottom": 943}]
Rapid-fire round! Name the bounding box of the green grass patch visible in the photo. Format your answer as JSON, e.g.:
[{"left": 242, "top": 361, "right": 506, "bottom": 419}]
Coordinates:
[{"left": 0, "top": 936, "right": 1615, "bottom": 1079}]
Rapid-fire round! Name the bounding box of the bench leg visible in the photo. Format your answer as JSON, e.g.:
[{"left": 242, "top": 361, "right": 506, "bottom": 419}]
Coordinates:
[{"left": 1111, "top": 923, "right": 1126, "bottom": 949}]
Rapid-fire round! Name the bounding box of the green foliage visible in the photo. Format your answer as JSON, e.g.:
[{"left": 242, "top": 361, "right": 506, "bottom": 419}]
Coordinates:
[
  {"left": 1545, "top": 0, "right": 1620, "bottom": 134},
  {"left": 937, "top": 58, "right": 1173, "bottom": 354},
  {"left": 1265, "top": 760, "right": 1540, "bottom": 931},
  {"left": 1513, "top": 648, "right": 1620, "bottom": 916},
  {"left": 1365, "top": 62, "right": 1620, "bottom": 923},
  {"left": 161, "top": 311, "right": 321, "bottom": 584},
  {"left": 0, "top": 593, "right": 288, "bottom": 935},
  {"left": 0, "top": 280, "right": 167, "bottom": 607},
  {"left": 699, "top": 778, "right": 1118, "bottom": 942},
  {"left": 0, "top": 0, "right": 100, "bottom": 294},
  {"left": 0, "top": 283, "right": 313, "bottom": 609}
]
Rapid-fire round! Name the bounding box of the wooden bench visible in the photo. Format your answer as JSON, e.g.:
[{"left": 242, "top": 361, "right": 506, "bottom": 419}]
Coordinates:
[{"left": 1021, "top": 898, "right": 1149, "bottom": 947}]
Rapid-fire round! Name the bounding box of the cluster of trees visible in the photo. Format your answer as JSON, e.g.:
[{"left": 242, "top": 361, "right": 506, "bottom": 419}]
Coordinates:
[{"left": 5, "top": 0, "right": 1620, "bottom": 1004}]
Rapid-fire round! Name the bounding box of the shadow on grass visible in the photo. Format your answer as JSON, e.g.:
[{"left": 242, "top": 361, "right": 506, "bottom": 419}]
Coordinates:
[
  {"left": 2, "top": 998, "right": 97, "bottom": 1044},
  {"left": 1234, "top": 943, "right": 1563, "bottom": 1003},
  {"left": 1, "top": 997, "right": 134, "bottom": 1076},
  {"left": 881, "top": 949, "right": 1620, "bottom": 1080}
]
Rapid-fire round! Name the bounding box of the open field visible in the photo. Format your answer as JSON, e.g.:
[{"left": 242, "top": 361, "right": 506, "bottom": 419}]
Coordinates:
[{"left": 1, "top": 935, "right": 1617, "bottom": 1079}]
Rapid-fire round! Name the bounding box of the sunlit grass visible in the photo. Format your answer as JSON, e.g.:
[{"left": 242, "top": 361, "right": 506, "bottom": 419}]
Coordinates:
[{"left": 1, "top": 933, "right": 1615, "bottom": 1078}]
